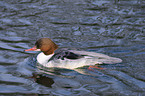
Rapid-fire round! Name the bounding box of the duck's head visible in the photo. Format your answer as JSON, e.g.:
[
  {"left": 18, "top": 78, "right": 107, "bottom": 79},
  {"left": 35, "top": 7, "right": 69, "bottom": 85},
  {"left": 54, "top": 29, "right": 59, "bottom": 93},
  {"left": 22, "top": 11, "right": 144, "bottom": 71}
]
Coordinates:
[{"left": 25, "top": 38, "right": 58, "bottom": 55}]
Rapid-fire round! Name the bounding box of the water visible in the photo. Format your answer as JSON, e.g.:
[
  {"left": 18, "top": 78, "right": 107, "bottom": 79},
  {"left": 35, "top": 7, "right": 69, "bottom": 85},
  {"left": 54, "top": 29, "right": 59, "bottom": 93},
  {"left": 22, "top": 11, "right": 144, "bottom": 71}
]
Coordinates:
[{"left": 0, "top": 0, "right": 145, "bottom": 95}]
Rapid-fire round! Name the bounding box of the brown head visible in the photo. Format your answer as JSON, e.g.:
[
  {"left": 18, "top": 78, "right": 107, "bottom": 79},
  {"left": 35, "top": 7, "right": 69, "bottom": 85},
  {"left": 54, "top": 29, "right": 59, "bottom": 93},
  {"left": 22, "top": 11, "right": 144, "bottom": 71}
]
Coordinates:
[{"left": 25, "top": 38, "right": 58, "bottom": 55}]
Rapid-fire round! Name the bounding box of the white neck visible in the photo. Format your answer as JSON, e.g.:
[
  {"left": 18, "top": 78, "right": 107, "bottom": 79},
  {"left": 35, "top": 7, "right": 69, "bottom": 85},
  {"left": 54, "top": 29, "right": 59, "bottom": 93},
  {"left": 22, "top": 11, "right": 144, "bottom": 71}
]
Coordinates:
[{"left": 37, "top": 52, "right": 54, "bottom": 64}]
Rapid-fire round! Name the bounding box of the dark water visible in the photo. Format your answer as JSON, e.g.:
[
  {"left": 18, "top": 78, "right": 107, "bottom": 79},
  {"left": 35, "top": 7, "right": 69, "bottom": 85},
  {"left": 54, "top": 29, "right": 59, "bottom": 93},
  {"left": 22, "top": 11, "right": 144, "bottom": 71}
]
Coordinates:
[{"left": 0, "top": 0, "right": 145, "bottom": 95}]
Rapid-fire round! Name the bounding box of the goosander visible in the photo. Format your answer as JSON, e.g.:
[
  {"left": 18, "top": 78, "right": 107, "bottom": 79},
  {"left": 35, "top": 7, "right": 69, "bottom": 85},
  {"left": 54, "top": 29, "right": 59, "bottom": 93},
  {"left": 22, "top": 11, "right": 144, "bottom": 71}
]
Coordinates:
[{"left": 25, "top": 38, "right": 122, "bottom": 69}]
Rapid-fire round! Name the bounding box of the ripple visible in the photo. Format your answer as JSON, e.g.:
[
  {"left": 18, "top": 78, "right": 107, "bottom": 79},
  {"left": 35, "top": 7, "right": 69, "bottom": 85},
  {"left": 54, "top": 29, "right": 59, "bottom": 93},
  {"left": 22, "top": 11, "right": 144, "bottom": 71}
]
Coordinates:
[
  {"left": 0, "top": 74, "right": 28, "bottom": 85},
  {"left": 0, "top": 0, "right": 145, "bottom": 95}
]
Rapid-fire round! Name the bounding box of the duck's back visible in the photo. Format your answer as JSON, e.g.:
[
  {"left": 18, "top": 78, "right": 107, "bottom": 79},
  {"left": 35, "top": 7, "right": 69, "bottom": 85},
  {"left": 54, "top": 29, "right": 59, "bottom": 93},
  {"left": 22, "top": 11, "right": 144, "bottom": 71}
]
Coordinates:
[{"left": 41, "top": 49, "right": 122, "bottom": 69}]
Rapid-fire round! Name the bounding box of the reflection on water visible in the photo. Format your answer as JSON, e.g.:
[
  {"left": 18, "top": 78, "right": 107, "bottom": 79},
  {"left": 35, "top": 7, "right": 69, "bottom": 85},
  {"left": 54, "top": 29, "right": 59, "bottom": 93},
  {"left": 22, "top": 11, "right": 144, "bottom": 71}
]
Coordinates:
[
  {"left": 31, "top": 73, "right": 54, "bottom": 87},
  {"left": 0, "top": 0, "right": 145, "bottom": 95}
]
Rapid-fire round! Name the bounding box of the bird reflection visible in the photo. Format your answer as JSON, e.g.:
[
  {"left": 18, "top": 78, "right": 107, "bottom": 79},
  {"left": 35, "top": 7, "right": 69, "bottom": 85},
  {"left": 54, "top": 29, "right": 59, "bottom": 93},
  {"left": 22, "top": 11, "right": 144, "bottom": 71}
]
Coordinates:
[{"left": 31, "top": 73, "right": 54, "bottom": 87}]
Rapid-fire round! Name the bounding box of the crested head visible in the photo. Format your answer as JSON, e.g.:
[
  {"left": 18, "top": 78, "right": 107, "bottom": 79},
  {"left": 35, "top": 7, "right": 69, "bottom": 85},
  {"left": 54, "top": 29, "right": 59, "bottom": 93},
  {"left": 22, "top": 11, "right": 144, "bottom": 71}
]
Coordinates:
[{"left": 35, "top": 38, "right": 58, "bottom": 55}]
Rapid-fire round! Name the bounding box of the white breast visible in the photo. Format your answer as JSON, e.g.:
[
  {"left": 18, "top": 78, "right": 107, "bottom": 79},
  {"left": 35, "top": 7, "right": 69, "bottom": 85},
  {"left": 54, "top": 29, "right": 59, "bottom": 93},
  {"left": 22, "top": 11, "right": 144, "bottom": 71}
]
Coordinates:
[{"left": 37, "top": 52, "right": 54, "bottom": 64}]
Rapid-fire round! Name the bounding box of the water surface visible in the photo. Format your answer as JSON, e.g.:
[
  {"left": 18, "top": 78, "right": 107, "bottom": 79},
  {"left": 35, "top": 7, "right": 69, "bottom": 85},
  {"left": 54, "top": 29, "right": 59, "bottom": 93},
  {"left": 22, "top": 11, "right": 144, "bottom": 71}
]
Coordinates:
[{"left": 0, "top": 0, "right": 145, "bottom": 95}]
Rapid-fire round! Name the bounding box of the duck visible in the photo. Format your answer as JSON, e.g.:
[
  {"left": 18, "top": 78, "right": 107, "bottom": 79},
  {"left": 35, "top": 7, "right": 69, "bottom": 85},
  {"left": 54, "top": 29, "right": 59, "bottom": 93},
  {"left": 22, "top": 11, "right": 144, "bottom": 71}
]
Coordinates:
[{"left": 25, "top": 38, "right": 122, "bottom": 69}]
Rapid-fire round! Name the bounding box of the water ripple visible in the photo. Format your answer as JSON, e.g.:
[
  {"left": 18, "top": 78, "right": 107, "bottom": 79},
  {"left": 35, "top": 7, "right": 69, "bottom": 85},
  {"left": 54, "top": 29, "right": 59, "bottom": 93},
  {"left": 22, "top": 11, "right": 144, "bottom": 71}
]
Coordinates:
[{"left": 0, "top": 0, "right": 145, "bottom": 95}]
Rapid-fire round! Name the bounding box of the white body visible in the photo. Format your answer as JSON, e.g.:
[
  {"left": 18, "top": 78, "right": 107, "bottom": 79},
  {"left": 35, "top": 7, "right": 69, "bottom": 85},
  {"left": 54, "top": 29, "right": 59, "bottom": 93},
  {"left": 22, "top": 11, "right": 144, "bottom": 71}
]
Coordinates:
[{"left": 36, "top": 50, "right": 122, "bottom": 69}]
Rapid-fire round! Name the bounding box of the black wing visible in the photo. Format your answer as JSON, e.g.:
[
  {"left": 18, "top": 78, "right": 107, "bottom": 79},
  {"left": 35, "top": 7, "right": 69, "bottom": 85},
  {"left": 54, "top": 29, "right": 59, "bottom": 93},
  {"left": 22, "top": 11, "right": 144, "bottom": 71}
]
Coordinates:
[
  {"left": 48, "top": 49, "right": 83, "bottom": 61},
  {"left": 63, "top": 51, "right": 83, "bottom": 59}
]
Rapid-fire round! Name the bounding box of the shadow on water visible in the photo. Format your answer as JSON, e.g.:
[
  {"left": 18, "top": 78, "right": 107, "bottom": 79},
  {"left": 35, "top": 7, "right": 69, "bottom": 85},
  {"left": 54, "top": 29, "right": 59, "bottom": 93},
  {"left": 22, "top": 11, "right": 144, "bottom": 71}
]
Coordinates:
[{"left": 0, "top": 0, "right": 145, "bottom": 95}]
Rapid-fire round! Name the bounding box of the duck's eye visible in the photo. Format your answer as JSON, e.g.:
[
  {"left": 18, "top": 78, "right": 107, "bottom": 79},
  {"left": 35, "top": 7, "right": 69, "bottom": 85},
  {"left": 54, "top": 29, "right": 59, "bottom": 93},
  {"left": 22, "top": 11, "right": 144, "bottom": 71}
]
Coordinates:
[
  {"left": 35, "top": 42, "right": 41, "bottom": 49},
  {"left": 37, "top": 44, "right": 41, "bottom": 49}
]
